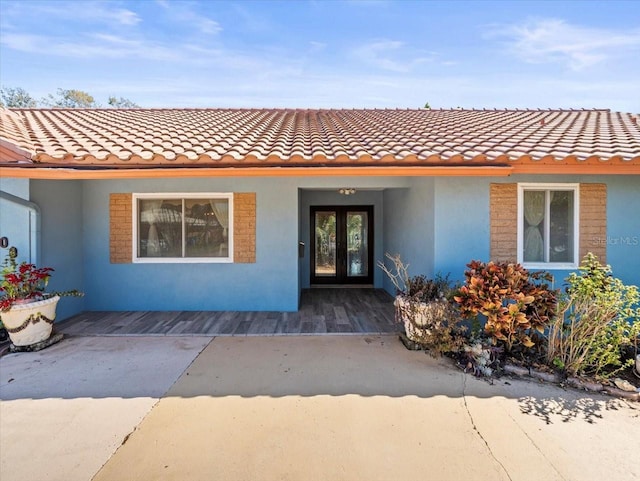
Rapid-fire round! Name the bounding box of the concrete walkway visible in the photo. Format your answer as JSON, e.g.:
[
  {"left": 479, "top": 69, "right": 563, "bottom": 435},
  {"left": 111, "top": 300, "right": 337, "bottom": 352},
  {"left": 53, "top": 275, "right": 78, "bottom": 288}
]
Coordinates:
[
  {"left": 1, "top": 335, "right": 639, "bottom": 481},
  {"left": 0, "top": 336, "right": 211, "bottom": 481}
]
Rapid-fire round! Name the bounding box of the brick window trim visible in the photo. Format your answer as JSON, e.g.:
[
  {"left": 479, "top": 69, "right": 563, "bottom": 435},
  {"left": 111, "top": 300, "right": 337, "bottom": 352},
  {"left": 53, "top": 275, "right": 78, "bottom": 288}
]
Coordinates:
[
  {"left": 489, "top": 183, "right": 606, "bottom": 266},
  {"left": 109, "top": 192, "right": 256, "bottom": 264},
  {"left": 234, "top": 193, "right": 256, "bottom": 263},
  {"left": 110, "top": 193, "right": 133, "bottom": 264}
]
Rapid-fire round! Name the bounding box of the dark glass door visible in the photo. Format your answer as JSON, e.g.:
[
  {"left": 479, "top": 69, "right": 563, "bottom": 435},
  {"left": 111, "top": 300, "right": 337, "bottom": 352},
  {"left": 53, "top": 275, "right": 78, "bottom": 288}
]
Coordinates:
[{"left": 311, "top": 206, "right": 373, "bottom": 284}]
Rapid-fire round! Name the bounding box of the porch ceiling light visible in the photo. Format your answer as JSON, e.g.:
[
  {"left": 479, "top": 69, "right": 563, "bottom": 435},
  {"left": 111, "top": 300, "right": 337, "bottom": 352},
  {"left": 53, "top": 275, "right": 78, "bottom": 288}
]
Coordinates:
[{"left": 339, "top": 188, "right": 356, "bottom": 195}]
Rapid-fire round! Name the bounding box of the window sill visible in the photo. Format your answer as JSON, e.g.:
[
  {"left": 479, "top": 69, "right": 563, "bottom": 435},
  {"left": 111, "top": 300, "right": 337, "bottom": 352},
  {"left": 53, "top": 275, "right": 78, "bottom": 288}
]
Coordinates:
[
  {"left": 522, "top": 262, "right": 578, "bottom": 270},
  {"left": 133, "top": 257, "right": 234, "bottom": 264}
]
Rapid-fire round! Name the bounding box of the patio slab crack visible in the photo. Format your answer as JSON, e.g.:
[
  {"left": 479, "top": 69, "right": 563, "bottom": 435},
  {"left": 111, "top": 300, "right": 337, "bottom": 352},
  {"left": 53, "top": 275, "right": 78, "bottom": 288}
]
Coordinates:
[
  {"left": 504, "top": 409, "right": 568, "bottom": 481},
  {"left": 461, "top": 374, "right": 514, "bottom": 481}
]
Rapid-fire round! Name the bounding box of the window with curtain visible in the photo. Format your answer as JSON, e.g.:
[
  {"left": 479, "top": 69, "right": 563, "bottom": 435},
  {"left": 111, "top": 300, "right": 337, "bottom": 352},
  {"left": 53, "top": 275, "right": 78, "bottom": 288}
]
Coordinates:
[
  {"left": 134, "top": 193, "right": 233, "bottom": 262},
  {"left": 518, "top": 184, "right": 578, "bottom": 267}
]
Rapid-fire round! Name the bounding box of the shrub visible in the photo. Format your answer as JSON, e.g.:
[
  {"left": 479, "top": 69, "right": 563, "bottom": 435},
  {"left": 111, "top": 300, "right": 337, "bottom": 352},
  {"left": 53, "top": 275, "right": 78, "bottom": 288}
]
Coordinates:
[
  {"left": 377, "top": 253, "right": 451, "bottom": 303},
  {"left": 379, "top": 253, "right": 466, "bottom": 357},
  {"left": 404, "top": 274, "right": 451, "bottom": 303},
  {"left": 454, "top": 260, "right": 557, "bottom": 353},
  {"left": 546, "top": 253, "right": 640, "bottom": 378}
]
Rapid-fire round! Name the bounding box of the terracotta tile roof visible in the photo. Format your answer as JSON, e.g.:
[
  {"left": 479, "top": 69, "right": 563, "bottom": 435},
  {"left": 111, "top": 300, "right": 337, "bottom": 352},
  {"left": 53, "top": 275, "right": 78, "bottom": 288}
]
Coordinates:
[
  {"left": 0, "top": 109, "right": 34, "bottom": 162},
  {"left": 1, "top": 108, "right": 639, "bottom": 168}
]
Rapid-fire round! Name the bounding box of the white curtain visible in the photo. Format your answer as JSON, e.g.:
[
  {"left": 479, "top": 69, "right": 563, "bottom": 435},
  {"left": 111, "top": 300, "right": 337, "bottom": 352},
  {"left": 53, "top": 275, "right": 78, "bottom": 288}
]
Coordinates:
[
  {"left": 140, "top": 200, "right": 163, "bottom": 256},
  {"left": 209, "top": 200, "right": 229, "bottom": 239},
  {"left": 523, "top": 191, "right": 545, "bottom": 262}
]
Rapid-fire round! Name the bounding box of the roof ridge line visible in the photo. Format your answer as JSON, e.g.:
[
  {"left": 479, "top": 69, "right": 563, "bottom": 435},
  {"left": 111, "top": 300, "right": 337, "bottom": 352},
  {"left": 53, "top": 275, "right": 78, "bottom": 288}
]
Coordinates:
[{"left": 5, "top": 107, "right": 614, "bottom": 113}]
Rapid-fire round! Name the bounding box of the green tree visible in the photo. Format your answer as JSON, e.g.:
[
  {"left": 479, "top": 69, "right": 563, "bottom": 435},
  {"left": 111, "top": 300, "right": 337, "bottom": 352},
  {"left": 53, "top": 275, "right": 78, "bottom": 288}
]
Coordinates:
[
  {"left": 1, "top": 86, "right": 139, "bottom": 109},
  {"left": 0, "top": 86, "right": 38, "bottom": 108},
  {"left": 42, "top": 88, "right": 97, "bottom": 108},
  {"left": 424, "top": 102, "right": 431, "bottom": 109},
  {"left": 108, "top": 96, "right": 140, "bottom": 108}
]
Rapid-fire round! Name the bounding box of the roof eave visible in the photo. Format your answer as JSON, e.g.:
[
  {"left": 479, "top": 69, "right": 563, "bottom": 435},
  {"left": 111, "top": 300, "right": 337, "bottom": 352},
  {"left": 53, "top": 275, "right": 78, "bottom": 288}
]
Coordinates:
[
  {"left": 0, "top": 164, "right": 515, "bottom": 180},
  {"left": 511, "top": 163, "right": 640, "bottom": 175}
]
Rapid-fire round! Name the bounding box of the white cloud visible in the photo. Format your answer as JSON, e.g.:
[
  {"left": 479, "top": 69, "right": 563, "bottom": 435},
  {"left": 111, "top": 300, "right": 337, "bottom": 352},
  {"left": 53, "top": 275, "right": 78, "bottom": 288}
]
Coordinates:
[
  {"left": 491, "top": 18, "right": 640, "bottom": 71},
  {"left": 153, "top": 1, "right": 222, "bottom": 35},
  {"left": 230, "top": 4, "right": 273, "bottom": 33},
  {"left": 1, "top": 32, "right": 179, "bottom": 60},
  {"left": 196, "top": 18, "right": 222, "bottom": 35},
  {"left": 1, "top": 1, "right": 141, "bottom": 26},
  {"left": 108, "top": 7, "right": 141, "bottom": 26},
  {"left": 183, "top": 44, "right": 271, "bottom": 71},
  {"left": 91, "top": 33, "right": 139, "bottom": 46},
  {"left": 351, "top": 40, "right": 434, "bottom": 72},
  {"left": 1, "top": 33, "right": 38, "bottom": 52},
  {"left": 309, "top": 41, "right": 327, "bottom": 52}
]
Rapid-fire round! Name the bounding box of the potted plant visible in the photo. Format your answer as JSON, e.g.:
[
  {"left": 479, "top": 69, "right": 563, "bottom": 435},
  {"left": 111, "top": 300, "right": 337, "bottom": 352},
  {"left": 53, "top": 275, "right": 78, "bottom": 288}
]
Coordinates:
[
  {"left": 378, "top": 253, "right": 464, "bottom": 356},
  {"left": 0, "top": 246, "right": 81, "bottom": 347}
]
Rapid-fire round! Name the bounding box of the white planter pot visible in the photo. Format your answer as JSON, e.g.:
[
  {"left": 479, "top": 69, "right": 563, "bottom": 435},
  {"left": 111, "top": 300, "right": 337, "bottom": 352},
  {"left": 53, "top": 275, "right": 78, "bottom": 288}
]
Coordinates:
[
  {"left": 394, "top": 296, "right": 446, "bottom": 342},
  {"left": 1, "top": 296, "right": 60, "bottom": 347}
]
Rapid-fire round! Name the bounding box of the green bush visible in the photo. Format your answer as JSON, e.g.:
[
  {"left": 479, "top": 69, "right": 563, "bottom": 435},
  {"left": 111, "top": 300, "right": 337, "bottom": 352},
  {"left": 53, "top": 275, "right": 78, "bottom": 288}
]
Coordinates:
[{"left": 546, "top": 253, "right": 640, "bottom": 378}]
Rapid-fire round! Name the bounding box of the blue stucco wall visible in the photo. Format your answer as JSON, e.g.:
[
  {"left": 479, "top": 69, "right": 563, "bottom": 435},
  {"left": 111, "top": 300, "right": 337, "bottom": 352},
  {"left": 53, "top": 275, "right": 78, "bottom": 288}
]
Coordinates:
[
  {"left": 82, "top": 176, "right": 409, "bottom": 312},
  {"left": 378, "top": 175, "right": 639, "bottom": 296},
  {"left": 0, "top": 178, "right": 85, "bottom": 321},
  {"left": 381, "top": 178, "right": 435, "bottom": 294},
  {"left": 604, "top": 175, "right": 640, "bottom": 287},
  {"left": 29, "top": 180, "right": 85, "bottom": 320},
  {"left": 0, "top": 178, "right": 32, "bottom": 263},
  {"left": 430, "top": 175, "right": 640, "bottom": 289},
  {"left": 3, "top": 173, "right": 637, "bottom": 316},
  {"left": 81, "top": 177, "right": 300, "bottom": 312},
  {"left": 433, "top": 177, "right": 488, "bottom": 282}
]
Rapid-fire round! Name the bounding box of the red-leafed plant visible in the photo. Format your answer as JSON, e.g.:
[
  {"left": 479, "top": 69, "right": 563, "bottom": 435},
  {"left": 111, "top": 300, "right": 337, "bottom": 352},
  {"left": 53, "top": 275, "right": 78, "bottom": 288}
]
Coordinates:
[
  {"left": 454, "top": 260, "right": 558, "bottom": 353},
  {"left": 0, "top": 247, "right": 81, "bottom": 311}
]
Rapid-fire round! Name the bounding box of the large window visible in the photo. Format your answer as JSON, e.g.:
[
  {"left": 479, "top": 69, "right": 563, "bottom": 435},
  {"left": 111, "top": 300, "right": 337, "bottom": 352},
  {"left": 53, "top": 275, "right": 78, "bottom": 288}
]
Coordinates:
[
  {"left": 517, "top": 184, "right": 579, "bottom": 269},
  {"left": 133, "top": 193, "right": 233, "bottom": 263}
]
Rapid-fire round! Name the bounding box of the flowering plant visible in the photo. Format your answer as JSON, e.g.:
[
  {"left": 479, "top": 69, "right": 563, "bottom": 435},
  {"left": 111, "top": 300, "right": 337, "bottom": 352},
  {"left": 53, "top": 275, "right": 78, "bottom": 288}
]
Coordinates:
[{"left": 0, "top": 247, "right": 81, "bottom": 311}]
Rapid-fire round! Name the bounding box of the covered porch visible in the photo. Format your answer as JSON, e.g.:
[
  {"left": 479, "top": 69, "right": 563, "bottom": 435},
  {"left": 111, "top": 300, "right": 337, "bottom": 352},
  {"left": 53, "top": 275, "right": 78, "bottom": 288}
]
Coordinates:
[{"left": 58, "top": 288, "right": 400, "bottom": 336}]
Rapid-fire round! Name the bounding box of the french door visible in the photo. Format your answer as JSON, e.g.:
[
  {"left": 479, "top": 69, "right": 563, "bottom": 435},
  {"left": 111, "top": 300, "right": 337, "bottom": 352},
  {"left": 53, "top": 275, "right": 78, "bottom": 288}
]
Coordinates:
[{"left": 311, "top": 206, "right": 373, "bottom": 285}]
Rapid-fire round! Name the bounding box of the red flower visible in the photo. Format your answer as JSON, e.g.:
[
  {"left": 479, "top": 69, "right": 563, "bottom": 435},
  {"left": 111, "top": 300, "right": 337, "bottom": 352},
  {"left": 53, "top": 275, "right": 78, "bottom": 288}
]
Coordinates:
[
  {"left": 1, "top": 258, "right": 55, "bottom": 310},
  {"left": 1, "top": 248, "right": 81, "bottom": 311},
  {"left": 19, "top": 263, "right": 34, "bottom": 274}
]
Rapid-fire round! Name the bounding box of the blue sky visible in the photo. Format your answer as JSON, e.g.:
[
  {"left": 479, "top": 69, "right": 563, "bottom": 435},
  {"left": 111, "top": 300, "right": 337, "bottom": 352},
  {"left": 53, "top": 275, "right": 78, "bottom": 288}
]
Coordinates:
[{"left": 1, "top": 0, "right": 639, "bottom": 110}]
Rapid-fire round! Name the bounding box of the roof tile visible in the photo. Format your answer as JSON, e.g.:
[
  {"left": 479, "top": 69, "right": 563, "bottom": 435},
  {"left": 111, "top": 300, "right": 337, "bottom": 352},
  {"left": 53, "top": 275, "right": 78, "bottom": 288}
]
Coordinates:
[{"left": 1, "top": 108, "right": 639, "bottom": 168}]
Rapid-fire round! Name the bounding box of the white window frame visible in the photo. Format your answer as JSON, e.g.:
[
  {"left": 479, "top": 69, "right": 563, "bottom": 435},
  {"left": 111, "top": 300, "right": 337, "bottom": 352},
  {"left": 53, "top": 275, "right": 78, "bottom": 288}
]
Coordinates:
[
  {"left": 132, "top": 192, "right": 234, "bottom": 263},
  {"left": 517, "top": 183, "right": 579, "bottom": 270}
]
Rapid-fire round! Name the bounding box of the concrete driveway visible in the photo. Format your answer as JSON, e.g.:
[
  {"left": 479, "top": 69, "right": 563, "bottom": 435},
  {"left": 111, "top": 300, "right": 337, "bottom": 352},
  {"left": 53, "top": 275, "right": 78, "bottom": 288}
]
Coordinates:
[{"left": 1, "top": 335, "right": 638, "bottom": 481}]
